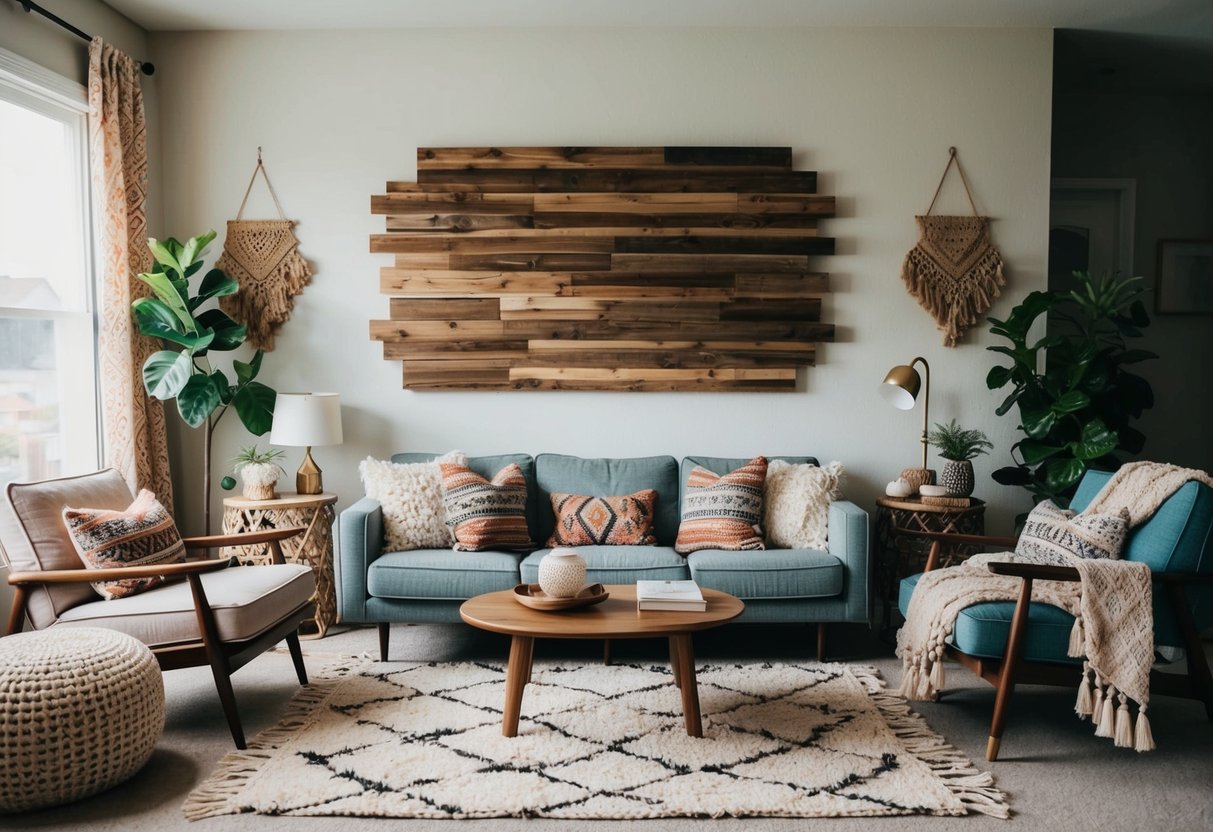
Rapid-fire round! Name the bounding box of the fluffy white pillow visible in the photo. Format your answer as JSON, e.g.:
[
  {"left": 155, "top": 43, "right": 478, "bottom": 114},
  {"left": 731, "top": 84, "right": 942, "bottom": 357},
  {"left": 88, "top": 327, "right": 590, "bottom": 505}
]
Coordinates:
[
  {"left": 359, "top": 451, "right": 467, "bottom": 552},
  {"left": 763, "top": 460, "right": 844, "bottom": 549}
]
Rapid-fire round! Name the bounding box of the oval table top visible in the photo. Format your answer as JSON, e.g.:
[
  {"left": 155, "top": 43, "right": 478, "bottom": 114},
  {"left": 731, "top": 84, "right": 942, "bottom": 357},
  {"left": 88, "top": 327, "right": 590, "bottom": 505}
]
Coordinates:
[{"left": 460, "top": 583, "right": 744, "bottom": 639}]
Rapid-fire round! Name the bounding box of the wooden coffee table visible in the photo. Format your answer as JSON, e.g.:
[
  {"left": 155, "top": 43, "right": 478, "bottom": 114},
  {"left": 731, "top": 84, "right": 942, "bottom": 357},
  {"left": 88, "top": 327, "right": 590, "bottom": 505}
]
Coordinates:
[{"left": 460, "top": 584, "right": 744, "bottom": 738}]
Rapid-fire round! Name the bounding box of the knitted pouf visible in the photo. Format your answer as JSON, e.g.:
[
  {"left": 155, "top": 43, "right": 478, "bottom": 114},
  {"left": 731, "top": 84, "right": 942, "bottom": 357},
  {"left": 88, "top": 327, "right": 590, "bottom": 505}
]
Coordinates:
[{"left": 0, "top": 627, "right": 164, "bottom": 813}]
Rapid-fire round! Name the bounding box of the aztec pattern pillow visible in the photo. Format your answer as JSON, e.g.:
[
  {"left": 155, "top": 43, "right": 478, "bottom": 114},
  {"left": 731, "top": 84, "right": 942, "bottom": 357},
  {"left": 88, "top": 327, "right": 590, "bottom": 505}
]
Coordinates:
[
  {"left": 1014, "top": 499, "right": 1130, "bottom": 566},
  {"left": 675, "top": 456, "right": 768, "bottom": 555},
  {"left": 62, "top": 489, "right": 186, "bottom": 600},
  {"left": 360, "top": 451, "right": 467, "bottom": 552},
  {"left": 546, "top": 490, "right": 659, "bottom": 547},
  {"left": 763, "top": 460, "right": 844, "bottom": 550},
  {"left": 440, "top": 462, "right": 534, "bottom": 552}
]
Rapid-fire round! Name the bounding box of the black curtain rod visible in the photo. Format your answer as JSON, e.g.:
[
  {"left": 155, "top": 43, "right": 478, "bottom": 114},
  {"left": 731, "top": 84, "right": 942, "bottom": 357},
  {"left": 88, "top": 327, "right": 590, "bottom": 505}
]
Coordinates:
[{"left": 18, "top": 1, "right": 155, "bottom": 75}]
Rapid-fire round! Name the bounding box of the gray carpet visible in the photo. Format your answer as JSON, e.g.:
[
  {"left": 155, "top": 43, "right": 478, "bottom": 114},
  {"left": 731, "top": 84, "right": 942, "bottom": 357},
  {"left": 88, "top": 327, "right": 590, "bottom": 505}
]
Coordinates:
[{"left": 5, "top": 623, "right": 1212, "bottom": 831}]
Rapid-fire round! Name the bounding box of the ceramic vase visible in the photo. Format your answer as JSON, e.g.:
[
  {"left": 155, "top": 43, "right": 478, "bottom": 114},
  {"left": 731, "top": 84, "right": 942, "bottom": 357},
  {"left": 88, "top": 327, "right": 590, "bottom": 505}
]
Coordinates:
[
  {"left": 899, "top": 467, "right": 937, "bottom": 496},
  {"left": 537, "top": 548, "right": 587, "bottom": 598},
  {"left": 240, "top": 463, "right": 280, "bottom": 501},
  {"left": 941, "top": 460, "right": 975, "bottom": 497}
]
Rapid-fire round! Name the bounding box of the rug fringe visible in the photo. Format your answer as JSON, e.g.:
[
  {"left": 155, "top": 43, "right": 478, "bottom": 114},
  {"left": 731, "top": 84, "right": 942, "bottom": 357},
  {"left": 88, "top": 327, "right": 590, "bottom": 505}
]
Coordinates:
[
  {"left": 850, "top": 664, "right": 1011, "bottom": 820},
  {"left": 182, "top": 665, "right": 356, "bottom": 821}
]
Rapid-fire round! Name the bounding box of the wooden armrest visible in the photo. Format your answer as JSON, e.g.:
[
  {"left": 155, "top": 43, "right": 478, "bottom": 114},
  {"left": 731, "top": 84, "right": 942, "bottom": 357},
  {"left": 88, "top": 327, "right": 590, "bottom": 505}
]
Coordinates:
[
  {"left": 182, "top": 527, "right": 306, "bottom": 550},
  {"left": 8, "top": 557, "right": 235, "bottom": 586},
  {"left": 986, "top": 561, "right": 1081, "bottom": 582},
  {"left": 893, "top": 527, "right": 1020, "bottom": 548}
]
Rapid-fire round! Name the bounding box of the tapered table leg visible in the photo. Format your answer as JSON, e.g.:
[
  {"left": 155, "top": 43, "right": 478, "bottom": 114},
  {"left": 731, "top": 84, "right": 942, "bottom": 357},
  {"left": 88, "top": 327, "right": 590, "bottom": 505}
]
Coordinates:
[
  {"left": 672, "top": 633, "right": 702, "bottom": 737},
  {"left": 503, "top": 635, "right": 534, "bottom": 737},
  {"left": 669, "top": 636, "right": 683, "bottom": 688}
]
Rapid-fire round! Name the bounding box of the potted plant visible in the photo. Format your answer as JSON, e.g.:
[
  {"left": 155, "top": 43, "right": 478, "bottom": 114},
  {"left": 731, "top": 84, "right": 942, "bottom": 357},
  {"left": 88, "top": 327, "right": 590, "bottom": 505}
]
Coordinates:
[
  {"left": 223, "top": 445, "right": 285, "bottom": 500},
  {"left": 927, "top": 419, "right": 993, "bottom": 497},
  {"left": 986, "top": 271, "right": 1155, "bottom": 508},
  {"left": 132, "top": 231, "right": 277, "bottom": 532}
]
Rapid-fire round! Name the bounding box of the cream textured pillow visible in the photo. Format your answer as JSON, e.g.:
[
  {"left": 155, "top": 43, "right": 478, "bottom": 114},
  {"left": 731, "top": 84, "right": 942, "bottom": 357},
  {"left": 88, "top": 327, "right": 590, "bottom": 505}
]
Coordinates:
[
  {"left": 763, "top": 460, "right": 844, "bottom": 550},
  {"left": 360, "top": 451, "right": 467, "bottom": 552}
]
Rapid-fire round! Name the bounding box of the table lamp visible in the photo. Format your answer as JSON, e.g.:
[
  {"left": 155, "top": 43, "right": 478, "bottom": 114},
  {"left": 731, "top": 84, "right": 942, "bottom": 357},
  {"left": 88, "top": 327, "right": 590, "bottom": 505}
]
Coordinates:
[
  {"left": 269, "top": 392, "right": 343, "bottom": 495},
  {"left": 879, "top": 357, "right": 934, "bottom": 483}
]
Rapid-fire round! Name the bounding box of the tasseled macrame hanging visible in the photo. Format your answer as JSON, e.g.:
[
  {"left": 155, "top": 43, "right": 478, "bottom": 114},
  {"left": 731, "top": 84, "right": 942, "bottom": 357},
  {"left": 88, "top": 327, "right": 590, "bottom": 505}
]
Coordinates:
[
  {"left": 216, "top": 149, "right": 313, "bottom": 351},
  {"left": 901, "top": 147, "right": 1005, "bottom": 347}
]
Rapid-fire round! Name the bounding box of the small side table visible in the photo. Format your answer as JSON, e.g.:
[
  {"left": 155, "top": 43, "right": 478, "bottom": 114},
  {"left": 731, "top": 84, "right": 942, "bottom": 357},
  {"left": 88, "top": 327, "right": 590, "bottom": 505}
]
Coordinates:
[
  {"left": 874, "top": 496, "right": 986, "bottom": 634},
  {"left": 222, "top": 492, "right": 338, "bottom": 639}
]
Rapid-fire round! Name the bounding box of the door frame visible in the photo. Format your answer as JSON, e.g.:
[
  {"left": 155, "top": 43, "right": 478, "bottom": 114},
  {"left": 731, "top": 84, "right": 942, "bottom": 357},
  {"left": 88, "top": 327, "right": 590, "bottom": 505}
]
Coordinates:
[{"left": 1050, "top": 177, "right": 1137, "bottom": 277}]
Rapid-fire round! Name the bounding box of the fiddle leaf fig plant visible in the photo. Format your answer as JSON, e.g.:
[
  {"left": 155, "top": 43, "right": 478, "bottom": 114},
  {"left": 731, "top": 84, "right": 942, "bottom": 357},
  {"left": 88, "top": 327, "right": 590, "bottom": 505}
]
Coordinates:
[
  {"left": 133, "top": 230, "right": 277, "bottom": 532},
  {"left": 986, "top": 271, "right": 1156, "bottom": 507}
]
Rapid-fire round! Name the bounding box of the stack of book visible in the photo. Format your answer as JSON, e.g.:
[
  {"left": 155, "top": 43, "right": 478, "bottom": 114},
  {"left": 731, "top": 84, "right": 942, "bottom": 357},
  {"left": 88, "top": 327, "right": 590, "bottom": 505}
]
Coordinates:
[{"left": 636, "top": 580, "right": 706, "bottom": 612}]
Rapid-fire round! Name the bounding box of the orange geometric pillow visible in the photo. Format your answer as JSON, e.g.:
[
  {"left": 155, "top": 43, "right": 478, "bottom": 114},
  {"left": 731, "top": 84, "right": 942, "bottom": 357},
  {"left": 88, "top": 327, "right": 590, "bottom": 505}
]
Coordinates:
[
  {"left": 674, "top": 456, "right": 768, "bottom": 555},
  {"left": 440, "top": 463, "right": 534, "bottom": 552},
  {"left": 546, "top": 490, "right": 659, "bottom": 547},
  {"left": 62, "top": 489, "right": 186, "bottom": 599}
]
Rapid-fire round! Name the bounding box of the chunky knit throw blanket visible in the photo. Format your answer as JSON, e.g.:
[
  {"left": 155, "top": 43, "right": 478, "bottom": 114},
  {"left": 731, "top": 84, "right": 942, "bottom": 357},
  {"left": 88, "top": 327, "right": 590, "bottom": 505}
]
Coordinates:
[{"left": 898, "top": 462, "right": 1213, "bottom": 752}]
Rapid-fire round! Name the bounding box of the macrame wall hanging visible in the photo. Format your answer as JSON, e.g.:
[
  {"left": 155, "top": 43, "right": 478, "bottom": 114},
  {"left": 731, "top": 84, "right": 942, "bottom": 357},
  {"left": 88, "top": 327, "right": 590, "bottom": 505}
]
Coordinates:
[
  {"left": 901, "top": 147, "right": 1005, "bottom": 347},
  {"left": 216, "top": 149, "right": 313, "bottom": 351}
]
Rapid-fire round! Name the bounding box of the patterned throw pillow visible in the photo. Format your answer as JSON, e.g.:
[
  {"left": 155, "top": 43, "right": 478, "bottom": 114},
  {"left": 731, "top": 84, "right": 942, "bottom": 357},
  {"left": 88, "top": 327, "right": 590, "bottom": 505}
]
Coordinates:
[
  {"left": 360, "top": 451, "right": 467, "bottom": 552},
  {"left": 675, "top": 456, "right": 768, "bottom": 555},
  {"left": 1014, "top": 499, "right": 1130, "bottom": 566},
  {"left": 440, "top": 463, "right": 534, "bottom": 552},
  {"left": 546, "top": 490, "right": 659, "bottom": 547},
  {"left": 62, "top": 489, "right": 186, "bottom": 600},
  {"left": 763, "top": 460, "right": 844, "bottom": 550}
]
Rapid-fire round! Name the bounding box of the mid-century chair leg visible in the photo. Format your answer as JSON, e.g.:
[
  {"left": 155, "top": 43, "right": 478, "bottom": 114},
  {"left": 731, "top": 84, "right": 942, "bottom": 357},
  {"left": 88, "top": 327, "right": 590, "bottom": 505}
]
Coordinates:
[
  {"left": 987, "top": 577, "right": 1034, "bottom": 761},
  {"left": 285, "top": 631, "right": 308, "bottom": 685},
  {"left": 378, "top": 623, "right": 390, "bottom": 662},
  {"left": 188, "top": 573, "right": 247, "bottom": 749},
  {"left": 816, "top": 623, "right": 827, "bottom": 663}
]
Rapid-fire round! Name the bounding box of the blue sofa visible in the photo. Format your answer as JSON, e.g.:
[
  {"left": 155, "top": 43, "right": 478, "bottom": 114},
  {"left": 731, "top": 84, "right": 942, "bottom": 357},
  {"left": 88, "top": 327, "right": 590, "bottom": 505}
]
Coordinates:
[{"left": 337, "top": 453, "right": 870, "bottom": 659}]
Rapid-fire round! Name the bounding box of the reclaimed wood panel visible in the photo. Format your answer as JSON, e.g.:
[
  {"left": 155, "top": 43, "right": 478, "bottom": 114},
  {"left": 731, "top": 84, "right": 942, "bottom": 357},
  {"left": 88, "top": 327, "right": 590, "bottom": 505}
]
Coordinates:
[{"left": 371, "top": 146, "right": 836, "bottom": 391}]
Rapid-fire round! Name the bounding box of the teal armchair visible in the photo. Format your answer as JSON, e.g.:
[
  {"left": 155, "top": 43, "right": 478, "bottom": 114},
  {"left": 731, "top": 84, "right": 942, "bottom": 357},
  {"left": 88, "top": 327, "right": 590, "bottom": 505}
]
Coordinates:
[{"left": 898, "top": 468, "right": 1213, "bottom": 761}]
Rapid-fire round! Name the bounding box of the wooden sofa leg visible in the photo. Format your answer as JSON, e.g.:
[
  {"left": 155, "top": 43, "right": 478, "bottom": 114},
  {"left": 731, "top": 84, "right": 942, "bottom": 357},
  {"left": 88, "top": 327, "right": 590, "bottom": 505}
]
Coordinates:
[
  {"left": 286, "top": 631, "right": 308, "bottom": 685},
  {"left": 816, "top": 623, "right": 827, "bottom": 663},
  {"left": 378, "top": 623, "right": 390, "bottom": 662},
  {"left": 603, "top": 639, "right": 612, "bottom": 666},
  {"left": 988, "top": 577, "right": 1033, "bottom": 761}
]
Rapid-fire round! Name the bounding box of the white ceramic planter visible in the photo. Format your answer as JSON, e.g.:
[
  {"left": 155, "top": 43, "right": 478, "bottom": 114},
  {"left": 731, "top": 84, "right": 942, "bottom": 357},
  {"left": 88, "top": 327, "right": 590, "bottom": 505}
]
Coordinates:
[
  {"left": 240, "top": 462, "right": 281, "bottom": 501},
  {"left": 537, "top": 548, "right": 587, "bottom": 598}
]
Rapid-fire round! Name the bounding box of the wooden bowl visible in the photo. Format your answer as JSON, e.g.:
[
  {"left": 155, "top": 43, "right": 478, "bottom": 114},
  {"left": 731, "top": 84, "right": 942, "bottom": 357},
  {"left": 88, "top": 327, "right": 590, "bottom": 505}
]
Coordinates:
[{"left": 512, "top": 583, "right": 609, "bottom": 611}]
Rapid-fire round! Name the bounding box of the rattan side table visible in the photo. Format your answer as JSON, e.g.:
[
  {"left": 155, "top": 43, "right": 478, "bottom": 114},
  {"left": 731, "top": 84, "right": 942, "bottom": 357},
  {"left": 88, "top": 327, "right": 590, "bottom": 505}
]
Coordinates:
[{"left": 222, "top": 492, "right": 338, "bottom": 638}]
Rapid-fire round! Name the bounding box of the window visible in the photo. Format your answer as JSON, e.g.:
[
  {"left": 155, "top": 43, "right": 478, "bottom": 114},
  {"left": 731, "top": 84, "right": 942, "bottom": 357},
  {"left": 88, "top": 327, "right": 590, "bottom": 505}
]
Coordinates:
[{"left": 0, "top": 52, "right": 100, "bottom": 485}]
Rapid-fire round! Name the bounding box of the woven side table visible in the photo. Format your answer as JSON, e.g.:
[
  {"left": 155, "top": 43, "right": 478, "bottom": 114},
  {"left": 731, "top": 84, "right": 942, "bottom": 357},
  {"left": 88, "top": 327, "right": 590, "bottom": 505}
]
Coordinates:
[
  {"left": 222, "top": 492, "right": 338, "bottom": 638},
  {"left": 0, "top": 628, "right": 164, "bottom": 813}
]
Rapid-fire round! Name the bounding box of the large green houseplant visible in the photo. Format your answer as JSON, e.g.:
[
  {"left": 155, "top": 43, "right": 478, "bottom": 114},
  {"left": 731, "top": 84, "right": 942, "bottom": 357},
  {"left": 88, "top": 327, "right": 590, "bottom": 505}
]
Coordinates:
[
  {"left": 986, "top": 271, "right": 1156, "bottom": 508},
  {"left": 133, "top": 230, "right": 276, "bottom": 532}
]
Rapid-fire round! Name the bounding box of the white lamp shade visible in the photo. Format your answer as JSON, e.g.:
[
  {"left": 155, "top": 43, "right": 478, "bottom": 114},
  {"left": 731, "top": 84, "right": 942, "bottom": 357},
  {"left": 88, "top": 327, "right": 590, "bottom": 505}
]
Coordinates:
[{"left": 270, "top": 393, "right": 343, "bottom": 447}]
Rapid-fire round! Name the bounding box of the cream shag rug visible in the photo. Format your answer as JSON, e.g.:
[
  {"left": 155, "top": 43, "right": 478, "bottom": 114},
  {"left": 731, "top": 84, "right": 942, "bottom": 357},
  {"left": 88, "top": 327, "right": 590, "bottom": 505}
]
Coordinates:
[{"left": 185, "top": 660, "right": 1008, "bottom": 820}]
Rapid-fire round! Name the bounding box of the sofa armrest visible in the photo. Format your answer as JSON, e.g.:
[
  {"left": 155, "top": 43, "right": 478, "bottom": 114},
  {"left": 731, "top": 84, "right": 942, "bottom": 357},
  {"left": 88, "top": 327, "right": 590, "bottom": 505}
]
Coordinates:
[
  {"left": 336, "top": 497, "right": 384, "bottom": 623},
  {"left": 828, "top": 500, "right": 870, "bottom": 624}
]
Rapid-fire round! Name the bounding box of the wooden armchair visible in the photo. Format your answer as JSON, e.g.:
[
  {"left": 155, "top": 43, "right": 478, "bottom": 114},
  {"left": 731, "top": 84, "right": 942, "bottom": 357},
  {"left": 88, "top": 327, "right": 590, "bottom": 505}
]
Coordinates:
[
  {"left": 897, "top": 469, "right": 1213, "bottom": 761},
  {"left": 1, "top": 469, "right": 317, "bottom": 749}
]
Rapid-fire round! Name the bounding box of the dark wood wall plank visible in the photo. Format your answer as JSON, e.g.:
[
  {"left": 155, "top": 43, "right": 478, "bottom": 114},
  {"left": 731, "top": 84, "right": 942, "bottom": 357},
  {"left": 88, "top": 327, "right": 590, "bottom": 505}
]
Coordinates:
[{"left": 371, "top": 146, "right": 837, "bottom": 391}]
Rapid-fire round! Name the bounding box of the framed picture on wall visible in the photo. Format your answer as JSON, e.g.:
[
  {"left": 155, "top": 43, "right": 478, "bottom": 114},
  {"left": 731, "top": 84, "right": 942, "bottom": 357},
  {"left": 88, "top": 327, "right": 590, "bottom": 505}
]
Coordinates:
[{"left": 1156, "top": 239, "right": 1213, "bottom": 314}]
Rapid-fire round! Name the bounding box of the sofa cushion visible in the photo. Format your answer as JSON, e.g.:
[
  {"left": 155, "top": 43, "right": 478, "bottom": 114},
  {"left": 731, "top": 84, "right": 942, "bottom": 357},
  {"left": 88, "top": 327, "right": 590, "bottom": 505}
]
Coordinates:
[
  {"left": 763, "top": 460, "right": 844, "bottom": 550},
  {"left": 535, "top": 455, "right": 680, "bottom": 546},
  {"left": 675, "top": 456, "right": 768, "bottom": 554},
  {"left": 546, "top": 490, "right": 658, "bottom": 547},
  {"left": 53, "top": 564, "right": 314, "bottom": 648},
  {"left": 440, "top": 462, "right": 535, "bottom": 552},
  {"left": 681, "top": 456, "right": 819, "bottom": 516},
  {"left": 393, "top": 453, "right": 538, "bottom": 543},
  {"left": 688, "top": 549, "right": 843, "bottom": 600},
  {"left": 368, "top": 549, "right": 524, "bottom": 600},
  {"left": 1014, "top": 499, "right": 1129, "bottom": 565},
  {"left": 521, "top": 546, "right": 689, "bottom": 585},
  {"left": 360, "top": 451, "right": 466, "bottom": 552},
  {"left": 899, "top": 572, "right": 1080, "bottom": 664}
]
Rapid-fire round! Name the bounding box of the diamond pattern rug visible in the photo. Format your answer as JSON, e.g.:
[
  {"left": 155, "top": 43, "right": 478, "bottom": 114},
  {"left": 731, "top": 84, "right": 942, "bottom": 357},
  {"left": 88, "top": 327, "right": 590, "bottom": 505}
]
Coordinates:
[{"left": 184, "top": 659, "right": 1008, "bottom": 820}]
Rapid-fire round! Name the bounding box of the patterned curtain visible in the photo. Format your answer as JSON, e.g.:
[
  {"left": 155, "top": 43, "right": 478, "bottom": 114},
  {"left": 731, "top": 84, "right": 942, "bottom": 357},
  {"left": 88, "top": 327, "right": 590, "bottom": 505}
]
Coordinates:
[{"left": 88, "top": 37, "right": 174, "bottom": 504}]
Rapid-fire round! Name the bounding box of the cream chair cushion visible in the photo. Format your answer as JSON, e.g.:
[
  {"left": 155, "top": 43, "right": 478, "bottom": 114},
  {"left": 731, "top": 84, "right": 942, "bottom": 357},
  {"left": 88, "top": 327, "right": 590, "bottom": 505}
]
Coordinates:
[{"left": 52, "top": 564, "right": 315, "bottom": 647}]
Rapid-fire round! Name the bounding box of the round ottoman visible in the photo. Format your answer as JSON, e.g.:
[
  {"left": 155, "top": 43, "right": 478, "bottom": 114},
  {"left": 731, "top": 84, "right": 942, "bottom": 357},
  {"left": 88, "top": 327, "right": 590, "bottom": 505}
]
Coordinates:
[{"left": 0, "top": 627, "right": 164, "bottom": 813}]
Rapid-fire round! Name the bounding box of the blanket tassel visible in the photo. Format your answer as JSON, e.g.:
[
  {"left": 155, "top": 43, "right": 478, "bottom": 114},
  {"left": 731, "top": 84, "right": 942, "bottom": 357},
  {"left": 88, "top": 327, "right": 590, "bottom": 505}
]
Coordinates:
[
  {"left": 1095, "top": 684, "right": 1117, "bottom": 739},
  {"left": 1074, "top": 661, "right": 1094, "bottom": 717},
  {"left": 1113, "top": 692, "right": 1134, "bottom": 748},
  {"left": 1067, "top": 616, "right": 1085, "bottom": 657},
  {"left": 1135, "top": 704, "right": 1156, "bottom": 753}
]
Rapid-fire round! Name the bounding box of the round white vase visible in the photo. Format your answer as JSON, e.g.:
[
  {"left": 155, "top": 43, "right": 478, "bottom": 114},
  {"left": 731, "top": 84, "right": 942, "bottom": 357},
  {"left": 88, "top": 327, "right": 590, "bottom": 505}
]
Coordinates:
[{"left": 537, "top": 548, "right": 587, "bottom": 598}]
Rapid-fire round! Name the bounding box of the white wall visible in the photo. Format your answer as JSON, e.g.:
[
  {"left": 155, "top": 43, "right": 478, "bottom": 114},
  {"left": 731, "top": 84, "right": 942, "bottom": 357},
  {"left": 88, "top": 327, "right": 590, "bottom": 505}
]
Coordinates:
[{"left": 149, "top": 27, "right": 1053, "bottom": 537}]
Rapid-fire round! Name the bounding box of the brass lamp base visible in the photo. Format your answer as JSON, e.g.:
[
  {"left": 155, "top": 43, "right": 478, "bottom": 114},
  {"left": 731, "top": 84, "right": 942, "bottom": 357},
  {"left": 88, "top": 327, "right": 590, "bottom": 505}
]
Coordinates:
[{"left": 296, "top": 446, "right": 323, "bottom": 495}]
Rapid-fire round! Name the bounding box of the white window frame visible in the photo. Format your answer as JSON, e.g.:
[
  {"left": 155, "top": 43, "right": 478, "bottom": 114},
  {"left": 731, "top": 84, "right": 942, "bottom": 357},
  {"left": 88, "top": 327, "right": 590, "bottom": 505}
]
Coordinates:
[{"left": 0, "top": 46, "right": 103, "bottom": 477}]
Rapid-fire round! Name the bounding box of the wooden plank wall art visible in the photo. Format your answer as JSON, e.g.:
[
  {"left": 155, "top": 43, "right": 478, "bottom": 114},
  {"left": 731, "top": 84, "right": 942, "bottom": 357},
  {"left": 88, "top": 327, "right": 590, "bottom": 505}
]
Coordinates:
[{"left": 370, "top": 146, "right": 836, "bottom": 391}]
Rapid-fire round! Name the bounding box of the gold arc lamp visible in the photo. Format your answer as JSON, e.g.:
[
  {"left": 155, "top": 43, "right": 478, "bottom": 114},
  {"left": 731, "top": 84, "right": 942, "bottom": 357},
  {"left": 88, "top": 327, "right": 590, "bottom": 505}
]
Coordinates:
[
  {"left": 269, "top": 392, "right": 343, "bottom": 495},
  {"left": 879, "top": 357, "right": 931, "bottom": 471}
]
